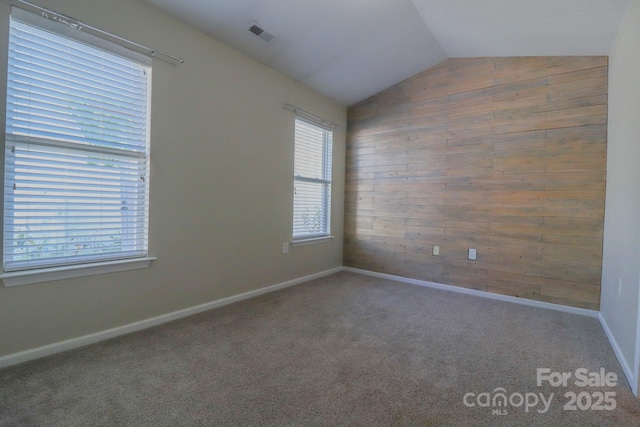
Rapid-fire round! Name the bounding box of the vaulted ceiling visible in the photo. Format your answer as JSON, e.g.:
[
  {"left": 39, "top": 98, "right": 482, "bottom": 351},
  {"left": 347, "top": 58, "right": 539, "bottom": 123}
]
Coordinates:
[{"left": 143, "top": 0, "right": 631, "bottom": 106}]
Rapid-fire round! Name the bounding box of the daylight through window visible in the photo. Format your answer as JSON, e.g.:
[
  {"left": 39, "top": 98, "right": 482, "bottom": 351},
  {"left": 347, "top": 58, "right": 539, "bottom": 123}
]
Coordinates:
[
  {"left": 292, "top": 116, "right": 333, "bottom": 240},
  {"left": 3, "top": 8, "right": 152, "bottom": 272}
]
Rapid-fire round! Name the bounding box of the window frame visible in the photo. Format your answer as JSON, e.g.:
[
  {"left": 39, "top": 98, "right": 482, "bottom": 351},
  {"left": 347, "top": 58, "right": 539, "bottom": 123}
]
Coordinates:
[
  {"left": 292, "top": 115, "right": 334, "bottom": 242},
  {"left": 1, "top": 7, "right": 155, "bottom": 286}
]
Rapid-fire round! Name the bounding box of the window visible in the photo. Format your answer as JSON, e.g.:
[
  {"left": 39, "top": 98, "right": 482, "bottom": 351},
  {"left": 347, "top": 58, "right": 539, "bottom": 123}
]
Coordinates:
[
  {"left": 292, "top": 116, "right": 333, "bottom": 240},
  {"left": 3, "top": 8, "right": 151, "bottom": 273}
]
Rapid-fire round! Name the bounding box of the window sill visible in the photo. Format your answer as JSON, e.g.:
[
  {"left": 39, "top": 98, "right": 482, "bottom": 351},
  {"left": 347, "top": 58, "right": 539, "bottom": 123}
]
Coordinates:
[
  {"left": 1, "top": 257, "right": 157, "bottom": 287},
  {"left": 291, "top": 236, "right": 334, "bottom": 247}
]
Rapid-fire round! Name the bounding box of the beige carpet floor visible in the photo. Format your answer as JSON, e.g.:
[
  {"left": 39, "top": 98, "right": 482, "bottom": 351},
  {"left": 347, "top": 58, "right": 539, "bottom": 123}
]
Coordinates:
[{"left": 1, "top": 271, "right": 639, "bottom": 426}]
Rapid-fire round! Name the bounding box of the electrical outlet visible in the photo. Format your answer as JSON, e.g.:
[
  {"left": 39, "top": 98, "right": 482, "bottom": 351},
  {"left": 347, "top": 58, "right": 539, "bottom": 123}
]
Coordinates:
[
  {"left": 433, "top": 245, "right": 440, "bottom": 256},
  {"left": 468, "top": 248, "right": 477, "bottom": 261},
  {"left": 283, "top": 242, "right": 289, "bottom": 254}
]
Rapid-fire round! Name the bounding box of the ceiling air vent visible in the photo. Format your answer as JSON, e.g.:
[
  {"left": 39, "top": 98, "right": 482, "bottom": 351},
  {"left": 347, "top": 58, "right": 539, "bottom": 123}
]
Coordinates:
[{"left": 248, "top": 21, "right": 274, "bottom": 42}]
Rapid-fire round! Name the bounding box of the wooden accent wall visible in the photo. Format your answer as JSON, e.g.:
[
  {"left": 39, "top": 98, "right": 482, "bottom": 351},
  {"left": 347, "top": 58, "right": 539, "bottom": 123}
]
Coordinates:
[{"left": 344, "top": 57, "right": 607, "bottom": 310}]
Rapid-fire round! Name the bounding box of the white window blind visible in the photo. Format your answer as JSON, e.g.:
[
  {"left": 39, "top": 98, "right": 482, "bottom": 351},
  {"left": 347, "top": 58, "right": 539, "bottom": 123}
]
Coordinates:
[
  {"left": 293, "top": 116, "right": 333, "bottom": 240},
  {"left": 3, "top": 8, "right": 152, "bottom": 272}
]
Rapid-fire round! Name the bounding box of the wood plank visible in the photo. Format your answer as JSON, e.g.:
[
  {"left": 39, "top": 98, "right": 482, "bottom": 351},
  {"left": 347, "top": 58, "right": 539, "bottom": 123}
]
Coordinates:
[{"left": 344, "top": 57, "right": 607, "bottom": 310}]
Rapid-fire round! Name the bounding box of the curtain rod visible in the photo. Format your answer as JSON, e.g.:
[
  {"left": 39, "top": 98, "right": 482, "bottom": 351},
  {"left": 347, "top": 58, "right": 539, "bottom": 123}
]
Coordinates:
[
  {"left": 283, "top": 103, "right": 337, "bottom": 129},
  {"left": 11, "top": 0, "right": 184, "bottom": 64}
]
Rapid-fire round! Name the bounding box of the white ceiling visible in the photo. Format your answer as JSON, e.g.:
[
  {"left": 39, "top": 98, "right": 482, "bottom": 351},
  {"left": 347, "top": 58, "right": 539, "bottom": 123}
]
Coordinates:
[{"left": 143, "top": 0, "right": 631, "bottom": 106}]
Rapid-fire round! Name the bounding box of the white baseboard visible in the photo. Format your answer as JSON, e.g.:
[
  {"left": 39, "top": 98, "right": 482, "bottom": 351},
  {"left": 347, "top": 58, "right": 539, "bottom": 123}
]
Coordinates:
[
  {"left": 598, "top": 313, "right": 637, "bottom": 395},
  {"left": 342, "top": 267, "right": 599, "bottom": 318},
  {"left": 0, "top": 267, "right": 343, "bottom": 369}
]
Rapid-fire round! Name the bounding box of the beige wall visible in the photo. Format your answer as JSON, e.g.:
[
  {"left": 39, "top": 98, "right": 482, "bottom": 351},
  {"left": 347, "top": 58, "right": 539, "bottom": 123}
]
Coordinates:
[
  {"left": 600, "top": 0, "right": 640, "bottom": 394},
  {"left": 0, "top": 0, "right": 346, "bottom": 357}
]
